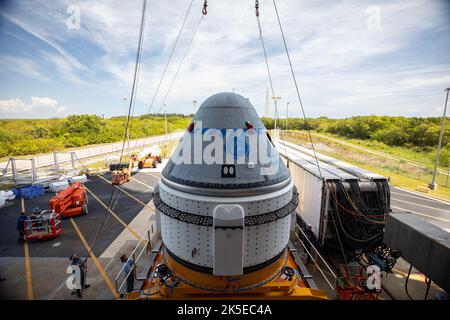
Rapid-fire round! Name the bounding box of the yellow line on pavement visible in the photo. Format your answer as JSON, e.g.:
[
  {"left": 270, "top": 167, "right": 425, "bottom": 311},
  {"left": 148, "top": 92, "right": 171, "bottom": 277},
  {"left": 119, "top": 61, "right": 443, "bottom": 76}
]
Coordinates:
[
  {"left": 23, "top": 241, "right": 34, "bottom": 300},
  {"left": 393, "top": 268, "right": 426, "bottom": 282},
  {"left": 141, "top": 171, "right": 160, "bottom": 180},
  {"left": 391, "top": 205, "right": 450, "bottom": 223},
  {"left": 84, "top": 186, "right": 141, "bottom": 240},
  {"left": 70, "top": 218, "right": 120, "bottom": 299},
  {"left": 130, "top": 176, "right": 154, "bottom": 190},
  {"left": 392, "top": 197, "right": 448, "bottom": 213},
  {"left": 97, "top": 175, "right": 155, "bottom": 212}
]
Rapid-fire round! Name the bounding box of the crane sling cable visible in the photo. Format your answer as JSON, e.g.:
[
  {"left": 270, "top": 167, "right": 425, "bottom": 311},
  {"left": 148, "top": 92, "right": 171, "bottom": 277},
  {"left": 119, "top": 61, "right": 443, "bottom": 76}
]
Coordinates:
[
  {"left": 126, "top": 22, "right": 146, "bottom": 156},
  {"left": 254, "top": 0, "right": 288, "bottom": 160},
  {"left": 127, "top": 0, "right": 152, "bottom": 158},
  {"left": 88, "top": 0, "right": 148, "bottom": 255},
  {"left": 156, "top": 13, "right": 205, "bottom": 114},
  {"left": 271, "top": 0, "right": 323, "bottom": 179},
  {"left": 83, "top": 0, "right": 148, "bottom": 261},
  {"left": 268, "top": 0, "right": 352, "bottom": 269},
  {"left": 262, "top": 0, "right": 350, "bottom": 280},
  {"left": 146, "top": 0, "right": 195, "bottom": 115},
  {"left": 254, "top": 0, "right": 348, "bottom": 274},
  {"left": 126, "top": 0, "right": 148, "bottom": 158}
]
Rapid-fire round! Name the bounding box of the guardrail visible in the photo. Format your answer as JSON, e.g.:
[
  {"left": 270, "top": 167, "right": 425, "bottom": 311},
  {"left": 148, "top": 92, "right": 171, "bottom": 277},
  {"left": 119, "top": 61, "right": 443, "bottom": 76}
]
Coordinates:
[
  {"left": 294, "top": 223, "right": 337, "bottom": 290},
  {"left": 0, "top": 132, "right": 183, "bottom": 183},
  {"left": 0, "top": 132, "right": 183, "bottom": 173},
  {"left": 114, "top": 222, "right": 157, "bottom": 294}
]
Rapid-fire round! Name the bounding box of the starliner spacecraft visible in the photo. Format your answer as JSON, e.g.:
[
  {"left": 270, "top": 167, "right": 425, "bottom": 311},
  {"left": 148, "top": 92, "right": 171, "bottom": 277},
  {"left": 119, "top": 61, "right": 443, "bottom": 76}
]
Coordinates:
[{"left": 138, "top": 92, "right": 326, "bottom": 299}]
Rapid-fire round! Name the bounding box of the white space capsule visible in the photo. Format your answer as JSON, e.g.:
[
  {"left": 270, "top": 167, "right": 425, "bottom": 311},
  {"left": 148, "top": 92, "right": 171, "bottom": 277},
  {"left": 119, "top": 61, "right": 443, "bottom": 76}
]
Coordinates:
[{"left": 154, "top": 92, "right": 297, "bottom": 276}]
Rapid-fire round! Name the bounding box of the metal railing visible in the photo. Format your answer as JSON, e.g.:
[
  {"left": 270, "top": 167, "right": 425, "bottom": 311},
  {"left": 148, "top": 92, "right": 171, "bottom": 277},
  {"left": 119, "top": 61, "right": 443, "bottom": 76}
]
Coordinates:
[
  {"left": 114, "top": 222, "right": 156, "bottom": 294},
  {"left": 23, "top": 210, "right": 62, "bottom": 234},
  {"left": 286, "top": 131, "right": 450, "bottom": 189},
  {"left": 0, "top": 132, "right": 183, "bottom": 174},
  {"left": 294, "top": 223, "right": 337, "bottom": 290}
]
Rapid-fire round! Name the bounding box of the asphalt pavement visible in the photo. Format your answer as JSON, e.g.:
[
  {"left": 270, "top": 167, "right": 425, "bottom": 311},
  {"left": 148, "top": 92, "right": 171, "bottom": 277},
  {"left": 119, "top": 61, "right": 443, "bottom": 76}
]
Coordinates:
[
  {"left": 390, "top": 187, "right": 450, "bottom": 232},
  {"left": 0, "top": 169, "right": 160, "bottom": 299}
]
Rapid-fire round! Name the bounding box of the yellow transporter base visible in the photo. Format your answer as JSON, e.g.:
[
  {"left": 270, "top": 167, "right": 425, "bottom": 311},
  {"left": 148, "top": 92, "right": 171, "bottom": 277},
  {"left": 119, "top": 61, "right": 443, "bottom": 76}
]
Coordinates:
[{"left": 127, "top": 247, "right": 327, "bottom": 300}]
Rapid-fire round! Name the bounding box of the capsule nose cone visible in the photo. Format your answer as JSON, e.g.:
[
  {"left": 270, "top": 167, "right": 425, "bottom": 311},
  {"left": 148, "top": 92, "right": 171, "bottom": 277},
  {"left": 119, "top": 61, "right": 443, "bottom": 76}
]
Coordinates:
[
  {"left": 161, "top": 92, "right": 291, "bottom": 191},
  {"left": 193, "top": 92, "right": 265, "bottom": 129}
]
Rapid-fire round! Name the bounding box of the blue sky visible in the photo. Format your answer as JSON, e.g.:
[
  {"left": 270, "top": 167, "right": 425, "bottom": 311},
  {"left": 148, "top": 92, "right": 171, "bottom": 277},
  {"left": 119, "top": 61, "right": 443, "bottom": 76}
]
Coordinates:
[{"left": 0, "top": 0, "right": 449, "bottom": 119}]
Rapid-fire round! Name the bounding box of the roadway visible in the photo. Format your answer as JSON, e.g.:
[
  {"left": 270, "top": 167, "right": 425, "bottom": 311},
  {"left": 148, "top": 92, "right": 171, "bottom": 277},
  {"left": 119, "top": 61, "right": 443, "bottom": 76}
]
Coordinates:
[
  {"left": 0, "top": 168, "right": 161, "bottom": 299},
  {"left": 390, "top": 187, "right": 450, "bottom": 232},
  {"left": 1, "top": 140, "right": 448, "bottom": 300},
  {"left": 0, "top": 132, "right": 183, "bottom": 173},
  {"left": 276, "top": 140, "right": 449, "bottom": 299},
  {"left": 310, "top": 132, "right": 450, "bottom": 176},
  {"left": 276, "top": 139, "right": 450, "bottom": 232}
]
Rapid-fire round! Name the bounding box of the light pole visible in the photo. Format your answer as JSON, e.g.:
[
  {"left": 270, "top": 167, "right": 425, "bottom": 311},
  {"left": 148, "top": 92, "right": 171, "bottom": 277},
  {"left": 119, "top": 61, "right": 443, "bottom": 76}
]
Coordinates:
[
  {"left": 164, "top": 104, "right": 168, "bottom": 135},
  {"left": 123, "top": 97, "right": 130, "bottom": 152},
  {"left": 285, "top": 102, "right": 290, "bottom": 133},
  {"left": 164, "top": 104, "right": 168, "bottom": 153},
  {"left": 272, "top": 96, "right": 282, "bottom": 133},
  {"left": 192, "top": 100, "right": 197, "bottom": 116},
  {"left": 429, "top": 87, "right": 450, "bottom": 190}
]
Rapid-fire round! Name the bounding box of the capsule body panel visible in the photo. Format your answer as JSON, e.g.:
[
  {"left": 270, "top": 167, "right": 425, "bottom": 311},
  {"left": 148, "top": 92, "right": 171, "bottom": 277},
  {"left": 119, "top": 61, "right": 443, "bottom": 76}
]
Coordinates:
[{"left": 155, "top": 92, "right": 298, "bottom": 276}]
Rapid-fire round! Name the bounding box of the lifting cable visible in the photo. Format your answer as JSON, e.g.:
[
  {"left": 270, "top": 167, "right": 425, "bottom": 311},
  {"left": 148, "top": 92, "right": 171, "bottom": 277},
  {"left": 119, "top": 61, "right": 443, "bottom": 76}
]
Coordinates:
[
  {"left": 255, "top": 0, "right": 343, "bottom": 274},
  {"left": 84, "top": 0, "right": 148, "bottom": 259},
  {"left": 156, "top": 11, "right": 206, "bottom": 114},
  {"left": 271, "top": 0, "right": 323, "bottom": 179},
  {"left": 146, "top": 0, "right": 195, "bottom": 114},
  {"left": 126, "top": 0, "right": 148, "bottom": 158},
  {"left": 119, "top": 0, "right": 148, "bottom": 164},
  {"left": 254, "top": 0, "right": 288, "bottom": 159}
]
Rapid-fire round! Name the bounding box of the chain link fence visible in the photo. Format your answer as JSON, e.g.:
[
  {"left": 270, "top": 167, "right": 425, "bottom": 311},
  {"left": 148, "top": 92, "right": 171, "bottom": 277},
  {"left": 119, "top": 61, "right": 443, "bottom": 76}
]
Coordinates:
[{"left": 284, "top": 131, "right": 450, "bottom": 188}]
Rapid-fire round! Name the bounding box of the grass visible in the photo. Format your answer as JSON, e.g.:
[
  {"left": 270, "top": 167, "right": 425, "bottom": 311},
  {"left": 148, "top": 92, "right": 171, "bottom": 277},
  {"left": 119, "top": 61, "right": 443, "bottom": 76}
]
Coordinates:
[
  {"left": 0, "top": 115, "right": 191, "bottom": 160},
  {"left": 285, "top": 130, "right": 450, "bottom": 202},
  {"left": 81, "top": 139, "right": 177, "bottom": 171},
  {"left": 86, "top": 160, "right": 107, "bottom": 170},
  {"left": 314, "top": 131, "right": 447, "bottom": 171},
  {"left": 340, "top": 157, "right": 450, "bottom": 202}
]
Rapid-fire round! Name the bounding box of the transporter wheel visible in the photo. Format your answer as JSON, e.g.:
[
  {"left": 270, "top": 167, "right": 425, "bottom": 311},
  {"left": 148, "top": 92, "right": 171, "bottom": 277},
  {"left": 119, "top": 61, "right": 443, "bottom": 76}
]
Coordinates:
[
  {"left": 157, "top": 156, "right": 162, "bottom": 163},
  {"left": 82, "top": 204, "right": 88, "bottom": 215},
  {"left": 138, "top": 161, "right": 144, "bottom": 169},
  {"left": 152, "top": 160, "right": 157, "bottom": 168}
]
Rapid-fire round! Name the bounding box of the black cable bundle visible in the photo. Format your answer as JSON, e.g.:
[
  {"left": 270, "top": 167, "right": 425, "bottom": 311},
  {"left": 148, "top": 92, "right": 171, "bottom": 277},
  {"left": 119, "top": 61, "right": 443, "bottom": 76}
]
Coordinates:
[{"left": 327, "top": 179, "right": 389, "bottom": 253}]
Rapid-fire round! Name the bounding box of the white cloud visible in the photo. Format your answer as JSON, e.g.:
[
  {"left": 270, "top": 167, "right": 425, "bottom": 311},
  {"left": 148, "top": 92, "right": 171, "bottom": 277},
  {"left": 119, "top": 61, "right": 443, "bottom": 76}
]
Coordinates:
[
  {"left": 0, "top": 55, "right": 50, "bottom": 82},
  {"left": 0, "top": 97, "right": 67, "bottom": 118},
  {"left": 1, "top": 0, "right": 449, "bottom": 117},
  {"left": 0, "top": 11, "right": 85, "bottom": 71},
  {"left": 30, "top": 97, "right": 58, "bottom": 107},
  {"left": 0, "top": 98, "right": 29, "bottom": 113}
]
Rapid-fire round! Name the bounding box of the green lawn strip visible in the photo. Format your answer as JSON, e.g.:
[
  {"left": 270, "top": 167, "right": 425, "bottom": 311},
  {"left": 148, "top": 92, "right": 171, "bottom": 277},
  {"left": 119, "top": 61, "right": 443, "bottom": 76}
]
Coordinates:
[
  {"left": 284, "top": 131, "right": 450, "bottom": 202},
  {"left": 310, "top": 131, "right": 448, "bottom": 172}
]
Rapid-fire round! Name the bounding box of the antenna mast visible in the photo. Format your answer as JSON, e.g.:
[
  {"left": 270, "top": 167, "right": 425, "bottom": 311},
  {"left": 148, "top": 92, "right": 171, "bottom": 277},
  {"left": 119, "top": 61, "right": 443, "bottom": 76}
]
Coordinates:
[{"left": 264, "top": 87, "right": 270, "bottom": 117}]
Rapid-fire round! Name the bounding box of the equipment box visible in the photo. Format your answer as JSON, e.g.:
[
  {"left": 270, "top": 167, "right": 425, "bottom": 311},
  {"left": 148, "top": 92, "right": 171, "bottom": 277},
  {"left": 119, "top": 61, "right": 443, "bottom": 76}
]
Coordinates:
[
  {"left": 19, "top": 185, "right": 45, "bottom": 199},
  {"left": 109, "top": 162, "right": 129, "bottom": 171}
]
